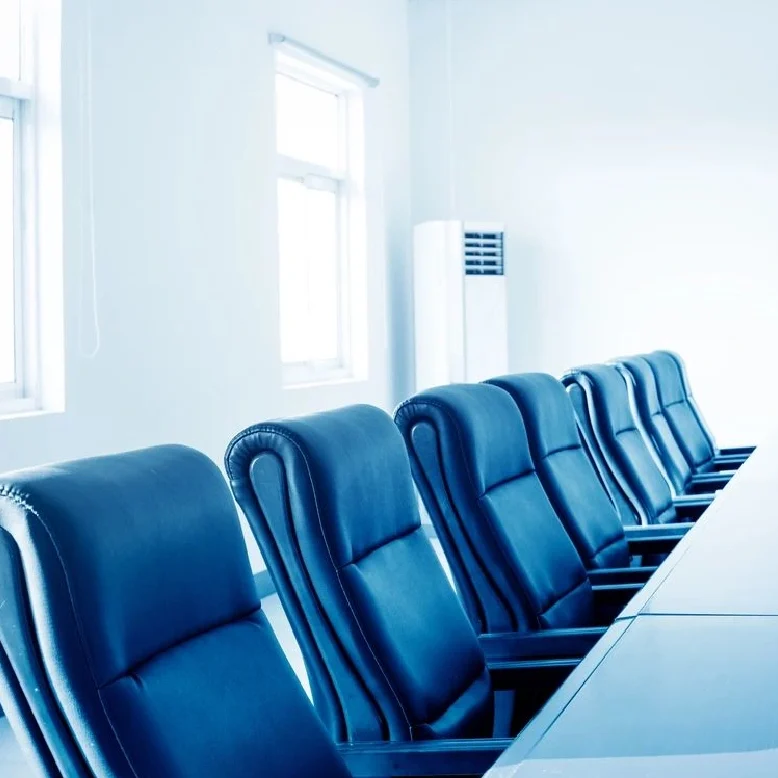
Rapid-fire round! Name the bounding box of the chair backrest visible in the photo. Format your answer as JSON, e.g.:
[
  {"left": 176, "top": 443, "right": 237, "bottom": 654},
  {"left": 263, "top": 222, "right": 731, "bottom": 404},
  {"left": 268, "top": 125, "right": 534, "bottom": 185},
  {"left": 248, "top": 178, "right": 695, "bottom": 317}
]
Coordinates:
[
  {"left": 225, "top": 405, "right": 494, "bottom": 744},
  {"left": 564, "top": 380, "right": 641, "bottom": 526},
  {"left": 0, "top": 526, "right": 83, "bottom": 778},
  {"left": 395, "top": 383, "right": 595, "bottom": 636},
  {"left": 618, "top": 356, "right": 693, "bottom": 494},
  {"left": 562, "top": 365, "right": 677, "bottom": 525},
  {"left": 646, "top": 350, "right": 717, "bottom": 467},
  {"left": 485, "top": 373, "right": 630, "bottom": 570},
  {"left": 0, "top": 445, "right": 351, "bottom": 778},
  {"left": 663, "top": 350, "right": 720, "bottom": 445}
]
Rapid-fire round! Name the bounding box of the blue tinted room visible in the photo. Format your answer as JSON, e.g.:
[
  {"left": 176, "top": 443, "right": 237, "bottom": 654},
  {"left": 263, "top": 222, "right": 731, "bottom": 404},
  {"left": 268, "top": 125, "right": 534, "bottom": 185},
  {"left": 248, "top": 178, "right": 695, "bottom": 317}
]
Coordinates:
[{"left": 0, "top": 1, "right": 775, "bottom": 776}]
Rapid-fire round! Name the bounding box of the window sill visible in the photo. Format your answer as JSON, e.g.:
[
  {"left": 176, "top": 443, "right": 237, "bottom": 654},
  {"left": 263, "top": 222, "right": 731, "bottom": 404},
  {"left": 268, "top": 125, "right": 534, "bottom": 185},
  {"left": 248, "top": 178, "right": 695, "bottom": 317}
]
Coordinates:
[{"left": 0, "top": 406, "right": 63, "bottom": 423}]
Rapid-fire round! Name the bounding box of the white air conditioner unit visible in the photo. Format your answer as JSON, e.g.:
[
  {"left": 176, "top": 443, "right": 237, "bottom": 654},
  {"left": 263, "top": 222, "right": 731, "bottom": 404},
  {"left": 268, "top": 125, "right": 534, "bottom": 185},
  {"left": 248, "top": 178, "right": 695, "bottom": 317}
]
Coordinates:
[{"left": 413, "top": 220, "right": 509, "bottom": 392}]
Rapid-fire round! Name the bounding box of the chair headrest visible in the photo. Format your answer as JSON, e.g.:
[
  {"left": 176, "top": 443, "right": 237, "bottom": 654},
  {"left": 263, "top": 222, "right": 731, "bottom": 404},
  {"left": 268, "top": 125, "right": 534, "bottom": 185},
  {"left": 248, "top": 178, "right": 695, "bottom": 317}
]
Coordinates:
[
  {"left": 395, "top": 383, "right": 534, "bottom": 496},
  {"left": 486, "top": 373, "right": 581, "bottom": 460},
  {"left": 567, "top": 364, "right": 636, "bottom": 436},
  {"left": 619, "top": 356, "right": 662, "bottom": 417},
  {"left": 645, "top": 351, "right": 686, "bottom": 406},
  {"left": 227, "top": 404, "right": 420, "bottom": 569}
]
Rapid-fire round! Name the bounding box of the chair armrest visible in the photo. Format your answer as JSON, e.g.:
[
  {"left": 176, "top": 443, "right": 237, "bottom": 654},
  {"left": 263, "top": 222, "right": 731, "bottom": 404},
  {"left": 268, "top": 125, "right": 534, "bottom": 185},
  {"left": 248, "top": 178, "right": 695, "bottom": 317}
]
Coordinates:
[
  {"left": 487, "top": 657, "right": 580, "bottom": 690},
  {"left": 713, "top": 459, "right": 745, "bottom": 472},
  {"left": 592, "top": 582, "right": 642, "bottom": 623},
  {"left": 712, "top": 453, "right": 748, "bottom": 467},
  {"left": 688, "top": 472, "right": 732, "bottom": 494},
  {"left": 718, "top": 445, "right": 755, "bottom": 457},
  {"left": 624, "top": 523, "right": 693, "bottom": 540},
  {"left": 673, "top": 494, "right": 713, "bottom": 520},
  {"left": 625, "top": 523, "right": 692, "bottom": 555},
  {"left": 673, "top": 494, "right": 713, "bottom": 507},
  {"left": 478, "top": 627, "right": 606, "bottom": 661},
  {"left": 339, "top": 737, "right": 513, "bottom": 777},
  {"left": 588, "top": 566, "right": 656, "bottom": 586},
  {"left": 690, "top": 471, "right": 733, "bottom": 486}
]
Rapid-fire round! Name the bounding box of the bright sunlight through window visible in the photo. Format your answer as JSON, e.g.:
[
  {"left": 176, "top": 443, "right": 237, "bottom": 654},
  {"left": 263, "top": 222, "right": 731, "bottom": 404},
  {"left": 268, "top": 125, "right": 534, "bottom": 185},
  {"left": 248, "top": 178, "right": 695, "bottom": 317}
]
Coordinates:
[{"left": 275, "top": 53, "right": 366, "bottom": 386}]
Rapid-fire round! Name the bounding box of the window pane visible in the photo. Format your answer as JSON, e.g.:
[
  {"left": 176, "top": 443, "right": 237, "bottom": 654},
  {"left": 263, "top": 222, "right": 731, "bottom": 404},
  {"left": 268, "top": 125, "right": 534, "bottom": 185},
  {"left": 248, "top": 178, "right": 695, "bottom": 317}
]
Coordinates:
[
  {"left": 278, "top": 178, "right": 340, "bottom": 365},
  {"left": 0, "top": 0, "right": 20, "bottom": 80},
  {"left": 276, "top": 74, "right": 340, "bottom": 170},
  {"left": 0, "top": 117, "right": 15, "bottom": 383}
]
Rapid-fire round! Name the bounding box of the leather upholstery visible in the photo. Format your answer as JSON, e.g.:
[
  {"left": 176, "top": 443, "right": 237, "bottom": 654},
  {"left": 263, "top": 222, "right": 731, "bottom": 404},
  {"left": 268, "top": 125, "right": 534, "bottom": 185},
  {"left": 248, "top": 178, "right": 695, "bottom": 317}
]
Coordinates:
[
  {"left": 394, "top": 384, "right": 595, "bottom": 637},
  {"left": 618, "top": 356, "right": 694, "bottom": 494},
  {"left": 485, "top": 373, "right": 631, "bottom": 570},
  {"left": 565, "top": 382, "right": 640, "bottom": 526},
  {"left": 662, "top": 351, "right": 713, "bottom": 436},
  {"left": 643, "top": 351, "right": 719, "bottom": 470},
  {"left": 660, "top": 349, "right": 723, "bottom": 453},
  {"left": 562, "top": 365, "right": 679, "bottom": 524},
  {"left": 0, "top": 528, "right": 83, "bottom": 778},
  {"left": 0, "top": 445, "right": 351, "bottom": 778},
  {"left": 225, "top": 405, "right": 495, "bottom": 744}
]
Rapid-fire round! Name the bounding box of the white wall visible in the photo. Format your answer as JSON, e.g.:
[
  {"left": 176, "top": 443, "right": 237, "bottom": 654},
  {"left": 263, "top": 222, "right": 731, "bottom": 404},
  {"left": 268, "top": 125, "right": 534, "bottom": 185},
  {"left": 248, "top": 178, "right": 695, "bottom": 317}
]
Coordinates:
[
  {"left": 410, "top": 0, "right": 778, "bottom": 444},
  {"left": 0, "top": 0, "right": 411, "bottom": 481}
]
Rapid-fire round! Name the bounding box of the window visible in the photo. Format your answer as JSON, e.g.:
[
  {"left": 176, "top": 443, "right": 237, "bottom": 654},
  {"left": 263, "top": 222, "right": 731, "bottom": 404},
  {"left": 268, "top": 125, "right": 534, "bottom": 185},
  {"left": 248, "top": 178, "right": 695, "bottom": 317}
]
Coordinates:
[
  {"left": 0, "top": 0, "right": 33, "bottom": 411},
  {"left": 274, "top": 50, "right": 367, "bottom": 386},
  {"left": 0, "top": 0, "right": 63, "bottom": 418}
]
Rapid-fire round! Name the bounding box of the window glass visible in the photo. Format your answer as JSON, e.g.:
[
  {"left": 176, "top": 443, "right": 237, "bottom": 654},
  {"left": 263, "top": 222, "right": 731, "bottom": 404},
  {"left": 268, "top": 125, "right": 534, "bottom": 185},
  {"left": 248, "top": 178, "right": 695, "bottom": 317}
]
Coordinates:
[
  {"left": 277, "top": 178, "right": 340, "bottom": 365},
  {"left": 0, "top": 0, "right": 20, "bottom": 80},
  {"left": 0, "top": 117, "right": 15, "bottom": 383},
  {"left": 275, "top": 73, "right": 340, "bottom": 170}
]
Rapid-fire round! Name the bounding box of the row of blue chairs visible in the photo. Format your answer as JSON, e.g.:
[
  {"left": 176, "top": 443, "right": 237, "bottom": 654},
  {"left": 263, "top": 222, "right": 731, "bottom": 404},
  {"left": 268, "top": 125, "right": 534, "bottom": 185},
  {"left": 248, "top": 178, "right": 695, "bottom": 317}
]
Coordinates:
[{"left": 0, "top": 349, "right": 751, "bottom": 777}]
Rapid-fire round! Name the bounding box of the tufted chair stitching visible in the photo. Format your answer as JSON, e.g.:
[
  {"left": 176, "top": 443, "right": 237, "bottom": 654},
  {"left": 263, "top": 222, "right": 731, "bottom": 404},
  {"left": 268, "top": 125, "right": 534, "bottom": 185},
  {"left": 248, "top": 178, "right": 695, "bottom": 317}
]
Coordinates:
[
  {"left": 98, "top": 607, "right": 264, "bottom": 689},
  {"left": 538, "top": 578, "right": 589, "bottom": 619},
  {"left": 482, "top": 471, "right": 535, "bottom": 500},
  {"left": 592, "top": 533, "right": 627, "bottom": 564},
  {"left": 339, "top": 524, "right": 419, "bottom": 571},
  {"left": 0, "top": 487, "right": 141, "bottom": 778},
  {"left": 539, "top": 443, "right": 581, "bottom": 461}
]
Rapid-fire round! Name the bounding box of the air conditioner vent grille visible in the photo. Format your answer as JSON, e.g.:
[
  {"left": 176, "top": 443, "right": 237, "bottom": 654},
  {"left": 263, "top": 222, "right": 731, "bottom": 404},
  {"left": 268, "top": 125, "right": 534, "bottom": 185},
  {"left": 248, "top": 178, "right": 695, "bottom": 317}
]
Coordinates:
[{"left": 463, "top": 231, "right": 504, "bottom": 275}]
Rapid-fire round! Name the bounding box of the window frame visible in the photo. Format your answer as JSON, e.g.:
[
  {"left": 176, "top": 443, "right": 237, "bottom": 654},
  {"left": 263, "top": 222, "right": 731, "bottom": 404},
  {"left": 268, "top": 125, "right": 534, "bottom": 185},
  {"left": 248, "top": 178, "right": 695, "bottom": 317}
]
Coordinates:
[
  {"left": 0, "top": 53, "right": 36, "bottom": 414},
  {"left": 274, "top": 56, "right": 359, "bottom": 388}
]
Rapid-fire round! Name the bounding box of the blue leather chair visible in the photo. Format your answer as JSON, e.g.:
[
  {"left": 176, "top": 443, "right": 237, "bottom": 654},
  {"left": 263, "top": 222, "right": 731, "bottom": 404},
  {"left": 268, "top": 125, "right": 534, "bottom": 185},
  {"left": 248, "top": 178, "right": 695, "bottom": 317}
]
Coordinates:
[
  {"left": 226, "top": 405, "right": 578, "bottom": 759},
  {"left": 485, "top": 373, "right": 689, "bottom": 569},
  {"left": 394, "top": 384, "right": 643, "bottom": 640},
  {"left": 659, "top": 350, "right": 755, "bottom": 459},
  {"left": 0, "top": 445, "right": 492, "bottom": 778},
  {"left": 565, "top": 376, "right": 642, "bottom": 526},
  {"left": 645, "top": 351, "right": 753, "bottom": 471},
  {"left": 562, "top": 365, "right": 713, "bottom": 526},
  {"left": 616, "top": 356, "right": 734, "bottom": 495}
]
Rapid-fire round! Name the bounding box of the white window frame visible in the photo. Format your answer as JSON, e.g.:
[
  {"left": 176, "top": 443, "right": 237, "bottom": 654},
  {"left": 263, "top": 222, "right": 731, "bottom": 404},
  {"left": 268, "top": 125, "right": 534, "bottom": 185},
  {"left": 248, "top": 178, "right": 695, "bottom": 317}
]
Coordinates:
[
  {"left": 274, "top": 54, "right": 361, "bottom": 388},
  {"left": 0, "top": 16, "right": 38, "bottom": 416}
]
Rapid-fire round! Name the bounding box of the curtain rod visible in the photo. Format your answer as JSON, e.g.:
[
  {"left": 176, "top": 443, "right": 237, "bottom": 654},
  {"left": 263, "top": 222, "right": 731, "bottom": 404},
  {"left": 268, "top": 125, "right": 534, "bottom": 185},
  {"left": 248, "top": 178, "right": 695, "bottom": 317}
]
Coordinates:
[{"left": 268, "top": 32, "right": 380, "bottom": 89}]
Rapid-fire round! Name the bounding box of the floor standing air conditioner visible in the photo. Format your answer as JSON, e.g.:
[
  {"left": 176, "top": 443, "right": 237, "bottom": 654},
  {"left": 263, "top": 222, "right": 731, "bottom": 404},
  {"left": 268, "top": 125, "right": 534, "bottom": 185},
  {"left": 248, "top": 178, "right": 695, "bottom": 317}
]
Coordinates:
[{"left": 413, "top": 221, "right": 509, "bottom": 392}]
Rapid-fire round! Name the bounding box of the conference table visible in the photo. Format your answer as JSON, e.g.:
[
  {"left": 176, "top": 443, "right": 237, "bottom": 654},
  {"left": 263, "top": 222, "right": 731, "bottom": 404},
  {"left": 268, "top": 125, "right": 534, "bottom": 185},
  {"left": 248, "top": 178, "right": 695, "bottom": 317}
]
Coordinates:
[{"left": 485, "top": 441, "right": 778, "bottom": 778}]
